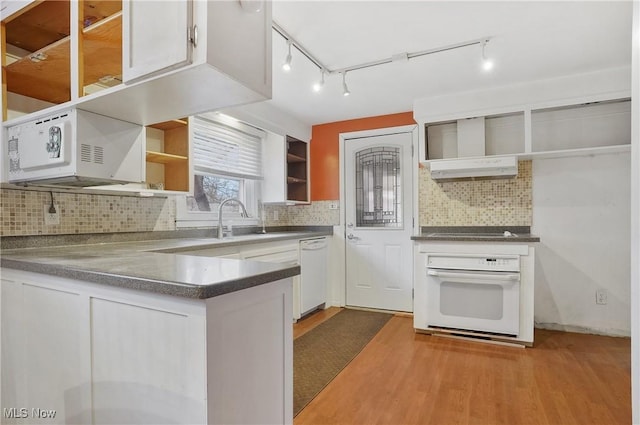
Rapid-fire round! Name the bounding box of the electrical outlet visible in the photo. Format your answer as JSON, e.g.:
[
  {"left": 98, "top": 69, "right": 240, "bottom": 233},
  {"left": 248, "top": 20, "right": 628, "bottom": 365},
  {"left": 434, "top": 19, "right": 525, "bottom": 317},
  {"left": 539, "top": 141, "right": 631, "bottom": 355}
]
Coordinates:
[
  {"left": 44, "top": 204, "right": 60, "bottom": 226},
  {"left": 329, "top": 202, "right": 339, "bottom": 210},
  {"left": 273, "top": 210, "right": 279, "bottom": 221},
  {"left": 596, "top": 288, "right": 608, "bottom": 305}
]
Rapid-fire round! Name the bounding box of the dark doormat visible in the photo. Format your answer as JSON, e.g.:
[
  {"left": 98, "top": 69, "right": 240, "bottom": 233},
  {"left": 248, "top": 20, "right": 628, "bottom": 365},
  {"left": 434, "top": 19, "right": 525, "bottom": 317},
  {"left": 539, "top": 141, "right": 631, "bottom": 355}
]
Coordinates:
[{"left": 294, "top": 308, "right": 393, "bottom": 416}]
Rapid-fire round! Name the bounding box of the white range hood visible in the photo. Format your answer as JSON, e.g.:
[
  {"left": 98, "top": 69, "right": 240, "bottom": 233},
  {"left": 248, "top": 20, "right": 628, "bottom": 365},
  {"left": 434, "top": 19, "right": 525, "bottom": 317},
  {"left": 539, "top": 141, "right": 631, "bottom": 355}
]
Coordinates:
[{"left": 429, "top": 156, "right": 518, "bottom": 181}]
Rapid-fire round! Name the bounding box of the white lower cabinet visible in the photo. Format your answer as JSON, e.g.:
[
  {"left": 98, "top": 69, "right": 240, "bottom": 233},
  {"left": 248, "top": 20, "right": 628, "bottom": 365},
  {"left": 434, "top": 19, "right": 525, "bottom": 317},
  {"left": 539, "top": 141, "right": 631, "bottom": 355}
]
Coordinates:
[
  {"left": 90, "top": 297, "right": 206, "bottom": 425},
  {"left": 179, "top": 238, "right": 327, "bottom": 321},
  {"left": 241, "top": 242, "right": 303, "bottom": 321},
  {"left": 1, "top": 277, "right": 91, "bottom": 424},
  {"left": 0, "top": 269, "right": 292, "bottom": 425}
]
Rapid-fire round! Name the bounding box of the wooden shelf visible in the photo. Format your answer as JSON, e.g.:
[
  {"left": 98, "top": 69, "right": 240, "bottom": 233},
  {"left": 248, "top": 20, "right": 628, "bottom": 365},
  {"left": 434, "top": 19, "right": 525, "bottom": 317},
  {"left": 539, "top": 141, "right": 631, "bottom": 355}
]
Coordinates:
[
  {"left": 82, "top": 1, "right": 122, "bottom": 27},
  {"left": 5, "top": 1, "right": 70, "bottom": 51},
  {"left": 287, "top": 153, "right": 306, "bottom": 163},
  {"left": 285, "top": 136, "right": 309, "bottom": 202},
  {"left": 148, "top": 119, "right": 188, "bottom": 131},
  {"left": 144, "top": 119, "right": 190, "bottom": 193},
  {"left": 82, "top": 12, "right": 122, "bottom": 87},
  {"left": 287, "top": 176, "right": 307, "bottom": 184},
  {"left": 5, "top": 37, "right": 71, "bottom": 103},
  {"left": 4, "top": 1, "right": 123, "bottom": 105},
  {"left": 146, "top": 151, "right": 188, "bottom": 165}
]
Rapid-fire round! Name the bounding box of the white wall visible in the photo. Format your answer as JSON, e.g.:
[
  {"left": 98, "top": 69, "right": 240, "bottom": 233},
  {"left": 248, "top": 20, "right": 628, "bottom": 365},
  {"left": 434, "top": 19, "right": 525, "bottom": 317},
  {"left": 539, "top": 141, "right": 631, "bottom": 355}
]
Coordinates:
[{"left": 532, "top": 152, "right": 630, "bottom": 336}]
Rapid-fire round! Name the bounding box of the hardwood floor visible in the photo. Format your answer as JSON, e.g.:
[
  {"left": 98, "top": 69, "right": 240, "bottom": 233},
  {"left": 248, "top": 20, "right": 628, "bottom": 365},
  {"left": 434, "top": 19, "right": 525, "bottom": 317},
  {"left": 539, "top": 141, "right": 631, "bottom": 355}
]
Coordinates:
[{"left": 293, "top": 310, "right": 631, "bottom": 425}]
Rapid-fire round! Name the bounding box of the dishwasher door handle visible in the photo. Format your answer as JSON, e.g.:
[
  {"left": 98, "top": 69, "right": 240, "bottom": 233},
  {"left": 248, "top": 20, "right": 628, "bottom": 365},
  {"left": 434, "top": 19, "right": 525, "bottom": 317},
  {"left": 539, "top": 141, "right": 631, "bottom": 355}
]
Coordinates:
[
  {"left": 427, "top": 269, "right": 520, "bottom": 283},
  {"left": 300, "top": 240, "right": 327, "bottom": 250}
]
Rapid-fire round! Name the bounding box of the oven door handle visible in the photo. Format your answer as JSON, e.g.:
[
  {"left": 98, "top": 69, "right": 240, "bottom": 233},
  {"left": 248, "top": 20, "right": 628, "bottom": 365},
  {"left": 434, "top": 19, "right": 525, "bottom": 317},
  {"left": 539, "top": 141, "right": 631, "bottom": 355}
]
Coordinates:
[{"left": 427, "top": 269, "right": 520, "bottom": 283}]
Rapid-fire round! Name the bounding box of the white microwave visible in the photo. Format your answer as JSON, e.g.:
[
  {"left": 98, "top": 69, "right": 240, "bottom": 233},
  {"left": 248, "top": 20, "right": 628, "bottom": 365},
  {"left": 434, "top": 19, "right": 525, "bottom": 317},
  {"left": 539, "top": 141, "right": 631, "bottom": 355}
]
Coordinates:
[{"left": 6, "top": 109, "right": 145, "bottom": 187}]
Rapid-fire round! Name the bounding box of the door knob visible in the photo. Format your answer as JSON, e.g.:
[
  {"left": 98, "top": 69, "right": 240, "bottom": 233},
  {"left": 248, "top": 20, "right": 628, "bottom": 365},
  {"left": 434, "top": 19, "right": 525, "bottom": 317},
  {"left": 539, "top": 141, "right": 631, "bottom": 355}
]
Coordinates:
[{"left": 347, "top": 233, "right": 358, "bottom": 240}]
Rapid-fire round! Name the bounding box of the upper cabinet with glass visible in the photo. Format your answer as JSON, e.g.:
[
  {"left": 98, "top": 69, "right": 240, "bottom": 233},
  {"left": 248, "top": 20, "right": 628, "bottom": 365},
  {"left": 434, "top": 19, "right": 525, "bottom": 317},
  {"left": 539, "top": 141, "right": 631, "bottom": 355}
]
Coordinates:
[{"left": 2, "top": 0, "right": 272, "bottom": 125}]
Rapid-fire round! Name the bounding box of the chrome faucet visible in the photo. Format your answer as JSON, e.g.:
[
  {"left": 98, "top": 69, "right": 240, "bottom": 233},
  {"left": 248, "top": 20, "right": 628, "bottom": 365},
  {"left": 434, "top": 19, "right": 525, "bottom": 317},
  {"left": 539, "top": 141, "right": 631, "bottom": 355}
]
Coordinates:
[{"left": 217, "top": 198, "right": 249, "bottom": 239}]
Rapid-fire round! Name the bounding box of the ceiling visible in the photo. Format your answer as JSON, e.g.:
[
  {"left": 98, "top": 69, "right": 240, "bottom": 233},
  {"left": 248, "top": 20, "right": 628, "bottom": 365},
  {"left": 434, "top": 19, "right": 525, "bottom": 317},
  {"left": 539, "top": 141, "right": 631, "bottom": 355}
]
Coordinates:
[{"left": 263, "top": 0, "right": 633, "bottom": 127}]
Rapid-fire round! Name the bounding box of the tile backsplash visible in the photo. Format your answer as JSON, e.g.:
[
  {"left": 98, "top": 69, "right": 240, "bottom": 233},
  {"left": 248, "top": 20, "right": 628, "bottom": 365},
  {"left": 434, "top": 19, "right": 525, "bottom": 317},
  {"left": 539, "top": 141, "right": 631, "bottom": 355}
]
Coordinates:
[
  {"left": 264, "top": 200, "right": 339, "bottom": 226},
  {"left": 419, "top": 160, "right": 532, "bottom": 226},
  {"left": 2, "top": 159, "right": 531, "bottom": 237},
  {"left": 0, "top": 188, "right": 176, "bottom": 236}
]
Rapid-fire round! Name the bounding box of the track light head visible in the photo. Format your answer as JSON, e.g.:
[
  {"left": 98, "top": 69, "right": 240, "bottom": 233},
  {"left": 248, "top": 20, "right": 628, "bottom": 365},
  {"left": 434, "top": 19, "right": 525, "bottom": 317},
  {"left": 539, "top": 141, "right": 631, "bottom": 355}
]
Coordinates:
[
  {"left": 481, "top": 39, "right": 494, "bottom": 72},
  {"left": 282, "top": 41, "right": 292, "bottom": 72},
  {"left": 312, "top": 70, "right": 325, "bottom": 92},
  {"left": 342, "top": 72, "right": 350, "bottom": 97}
]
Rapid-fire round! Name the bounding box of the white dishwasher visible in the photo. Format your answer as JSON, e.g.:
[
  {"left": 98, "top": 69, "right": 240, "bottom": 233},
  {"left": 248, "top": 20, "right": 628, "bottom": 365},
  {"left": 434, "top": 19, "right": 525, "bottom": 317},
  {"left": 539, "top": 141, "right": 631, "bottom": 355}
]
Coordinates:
[{"left": 299, "top": 237, "right": 328, "bottom": 317}]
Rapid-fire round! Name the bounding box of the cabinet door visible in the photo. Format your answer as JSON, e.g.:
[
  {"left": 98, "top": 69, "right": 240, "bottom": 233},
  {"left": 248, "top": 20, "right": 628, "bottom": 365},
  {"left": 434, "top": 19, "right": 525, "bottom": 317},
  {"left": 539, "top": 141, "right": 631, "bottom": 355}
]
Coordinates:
[
  {"left": 122, "top": 0, "right": 193, "bottom": 83},
  {"left": 91, "top": 298, "right": 206, "bottom": 424},
  {"left": 1, "top": 278, "right": 91, "bottom": 424},
  {"left": 206, "top": 0, "right": 272, "bottom": 98},
  {"left": 205, "top": 279, "right": 293, "bottom": 425}
]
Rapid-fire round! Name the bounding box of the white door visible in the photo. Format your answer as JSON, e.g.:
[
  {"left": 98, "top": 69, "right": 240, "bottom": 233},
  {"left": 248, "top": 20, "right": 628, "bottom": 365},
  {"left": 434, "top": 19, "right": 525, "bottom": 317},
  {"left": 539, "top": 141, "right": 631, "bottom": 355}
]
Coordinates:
[
  {"left": 122, "top": 0, "right": 193, "bottom": 82},
  {"left": 344, "top": 131, "right": 414, "bottom": 312}
]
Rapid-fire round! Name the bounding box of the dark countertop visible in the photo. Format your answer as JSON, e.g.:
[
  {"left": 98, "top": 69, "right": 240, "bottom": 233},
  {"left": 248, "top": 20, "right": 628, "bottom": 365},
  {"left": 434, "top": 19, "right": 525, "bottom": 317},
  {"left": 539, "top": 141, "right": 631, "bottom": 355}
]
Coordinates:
[
  {"left": 0, "top": 228, "right": 333, "bottom": 299},
  {"left": 411, "top": 226, "right": 540, "bottom": 243}
]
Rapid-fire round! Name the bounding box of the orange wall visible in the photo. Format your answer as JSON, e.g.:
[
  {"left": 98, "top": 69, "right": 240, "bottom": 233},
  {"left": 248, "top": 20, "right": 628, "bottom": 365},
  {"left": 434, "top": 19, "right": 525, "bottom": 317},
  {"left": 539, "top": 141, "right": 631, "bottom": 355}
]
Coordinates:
[{"left": 310, "top": 111, "right": 416, "bottom": 200}]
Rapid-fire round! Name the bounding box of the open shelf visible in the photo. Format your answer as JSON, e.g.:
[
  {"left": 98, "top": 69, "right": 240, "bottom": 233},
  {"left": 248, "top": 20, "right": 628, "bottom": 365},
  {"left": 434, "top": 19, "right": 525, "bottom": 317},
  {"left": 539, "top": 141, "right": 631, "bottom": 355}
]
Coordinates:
[
  {"left": 3, "top": 0, "right": 123, "bottom": 110},
  {"left": 5, "top": 37, "right": 71, "bottom": 103},
  {"left": 82, "top": 12, "right": 122, "bottom": 88},
  {"left": 285, "top": 136, "right": 309, "bottom": 203},
  {"left": 287, "top": 153, "right": 306, "bottom": 163},
  {"left": 5, "top": 1, "right": 70, "bottom": 51},
  {"left": 146, "top": 151, "right": 188, "bottom": 165},
  {"left": 145, "top": 118, "right": 190, "bottom": 192},
  {"left": 148, "top": 119, "right": 189, "bottom": 131},
  {"left": 287, "top": 176, "right": 306, "bottom": 184}
]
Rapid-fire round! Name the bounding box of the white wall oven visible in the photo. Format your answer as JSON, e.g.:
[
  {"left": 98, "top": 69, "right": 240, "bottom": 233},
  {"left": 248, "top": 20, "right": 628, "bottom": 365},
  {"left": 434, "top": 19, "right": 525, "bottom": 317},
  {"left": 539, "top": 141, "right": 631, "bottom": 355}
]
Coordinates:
[
  {"left": 425, "top": 253, "right": 521, "bottom": 336},
  {"left": 414, "top": 242, "right": 535, "bottom": 345}
]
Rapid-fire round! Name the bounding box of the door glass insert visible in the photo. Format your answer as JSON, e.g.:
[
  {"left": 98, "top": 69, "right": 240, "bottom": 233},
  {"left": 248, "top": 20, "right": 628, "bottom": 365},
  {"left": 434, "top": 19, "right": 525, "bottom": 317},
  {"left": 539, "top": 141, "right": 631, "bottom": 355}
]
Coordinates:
[{"left": 355, "top": 146, "right": 402, "bottom": 228}]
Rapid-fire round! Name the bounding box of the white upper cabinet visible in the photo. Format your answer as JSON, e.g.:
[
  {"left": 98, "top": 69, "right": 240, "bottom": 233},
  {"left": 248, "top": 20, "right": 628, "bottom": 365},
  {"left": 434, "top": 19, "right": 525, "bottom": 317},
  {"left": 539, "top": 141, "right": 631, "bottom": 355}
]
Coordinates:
[
  {"left": 2, "top": 0, "right": 272, "bottom": 127},
  {"left": 122, "top": 0, "right": 193, "bottom": 82},
  {"left": 414, "top": 68, "right": 632, "bottom": 164},
  {"left": 83, "top": 0, "right": 273, "bottom": 125}
]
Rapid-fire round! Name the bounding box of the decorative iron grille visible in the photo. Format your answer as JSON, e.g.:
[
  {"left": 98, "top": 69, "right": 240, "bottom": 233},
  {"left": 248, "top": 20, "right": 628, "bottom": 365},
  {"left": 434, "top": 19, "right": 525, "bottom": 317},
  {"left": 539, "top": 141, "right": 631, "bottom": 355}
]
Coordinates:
[{"left": 355, "top": 146, "right": 402, "bottom": 227}]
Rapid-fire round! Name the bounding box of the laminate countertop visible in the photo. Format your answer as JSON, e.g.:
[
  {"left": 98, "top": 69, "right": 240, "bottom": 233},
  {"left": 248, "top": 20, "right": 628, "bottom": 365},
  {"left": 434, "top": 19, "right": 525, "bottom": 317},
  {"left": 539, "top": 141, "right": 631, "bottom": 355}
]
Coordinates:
[
  {"left": 411, "top": 226, "right": 540, "bottom": 243},
  {"left": 0, "top": 230, "right": 332, "bottom": 299}
]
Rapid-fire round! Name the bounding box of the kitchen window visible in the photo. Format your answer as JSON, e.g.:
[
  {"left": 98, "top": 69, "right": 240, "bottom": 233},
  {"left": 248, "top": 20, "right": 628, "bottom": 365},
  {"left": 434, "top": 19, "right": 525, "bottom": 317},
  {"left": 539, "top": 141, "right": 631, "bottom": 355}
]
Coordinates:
[{"left": 176, "top": 114, "right": 264, "bottom": 228}]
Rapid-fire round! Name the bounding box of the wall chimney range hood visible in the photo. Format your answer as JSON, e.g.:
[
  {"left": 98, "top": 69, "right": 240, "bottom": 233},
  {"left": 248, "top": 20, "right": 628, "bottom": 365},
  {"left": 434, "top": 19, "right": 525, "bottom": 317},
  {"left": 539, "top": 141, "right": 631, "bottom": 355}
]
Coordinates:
[{"left": 429, "top": 156, "right": 518, "bottom": 181}]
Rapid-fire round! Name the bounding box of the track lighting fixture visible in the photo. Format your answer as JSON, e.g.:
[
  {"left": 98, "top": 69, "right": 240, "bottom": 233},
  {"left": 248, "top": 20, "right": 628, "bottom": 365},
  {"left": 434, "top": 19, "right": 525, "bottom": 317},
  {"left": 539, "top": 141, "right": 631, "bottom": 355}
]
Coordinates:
[
  {"left": 481, "top": 39, "right": 494, "bottom": 71},
  {"left": 342, "top": 72, "right": 350, "bottom": 97},
  {"left": 282, "top": 41, "right": 292, "bottom": 72},
  {"left": 312, "top": 70, "right": 325, "bottom": 93},
  {"left": 274, "top": 20, "right": 494, "bottom": 99}
]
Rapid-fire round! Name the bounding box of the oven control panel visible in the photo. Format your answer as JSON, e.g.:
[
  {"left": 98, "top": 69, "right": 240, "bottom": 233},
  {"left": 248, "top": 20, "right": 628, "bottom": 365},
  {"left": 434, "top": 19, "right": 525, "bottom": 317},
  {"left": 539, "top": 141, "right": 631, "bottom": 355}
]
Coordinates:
[{"left": 427, "top": 254, "right": 520, "bottom": 272}]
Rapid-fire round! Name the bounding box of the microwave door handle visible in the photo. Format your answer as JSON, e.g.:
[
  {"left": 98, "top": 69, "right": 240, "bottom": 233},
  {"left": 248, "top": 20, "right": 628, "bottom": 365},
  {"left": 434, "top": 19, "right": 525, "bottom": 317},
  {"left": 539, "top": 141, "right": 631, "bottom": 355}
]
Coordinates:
[{"left": 427, "top": 269, "right": 520, "bottom": 283}]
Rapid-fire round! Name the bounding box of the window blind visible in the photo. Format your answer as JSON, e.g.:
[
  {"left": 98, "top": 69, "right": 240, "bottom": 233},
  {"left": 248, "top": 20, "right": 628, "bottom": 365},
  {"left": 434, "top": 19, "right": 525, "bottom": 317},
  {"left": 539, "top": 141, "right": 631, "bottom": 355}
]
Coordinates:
[{"left": 192, "top": 116, "right": 264, "bottom": 180}]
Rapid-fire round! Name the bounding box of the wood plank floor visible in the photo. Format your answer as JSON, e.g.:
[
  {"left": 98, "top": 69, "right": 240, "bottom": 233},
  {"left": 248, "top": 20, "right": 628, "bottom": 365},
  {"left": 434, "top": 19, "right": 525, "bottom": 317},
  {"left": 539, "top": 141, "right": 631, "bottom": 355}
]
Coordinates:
[{"left": 294, "top": 308, "right": 631, "bottom": 425}]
